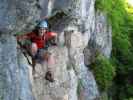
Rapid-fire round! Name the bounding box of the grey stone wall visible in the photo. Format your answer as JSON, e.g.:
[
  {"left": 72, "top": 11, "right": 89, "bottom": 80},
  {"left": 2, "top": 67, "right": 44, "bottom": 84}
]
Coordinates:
[{"left": 0, "top": 0, "right": 112, "bottom": 100}]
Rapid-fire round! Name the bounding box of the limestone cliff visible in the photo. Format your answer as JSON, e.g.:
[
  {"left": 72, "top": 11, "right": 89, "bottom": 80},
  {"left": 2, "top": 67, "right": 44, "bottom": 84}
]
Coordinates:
[{"left": 0, "top": 0, "right": 112, "bottom": 100}]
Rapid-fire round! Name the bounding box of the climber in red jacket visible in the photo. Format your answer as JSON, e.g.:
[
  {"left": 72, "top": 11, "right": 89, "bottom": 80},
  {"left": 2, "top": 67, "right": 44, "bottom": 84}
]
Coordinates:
[{"left": 17, "top": 20, "right": 57, "bottom": 82}]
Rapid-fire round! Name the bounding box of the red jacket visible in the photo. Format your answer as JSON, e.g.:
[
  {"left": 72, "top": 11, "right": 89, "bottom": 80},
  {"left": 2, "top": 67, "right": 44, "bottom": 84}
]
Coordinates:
[{"left": 19, "top": 31, "right": 57, "bottom": 49}]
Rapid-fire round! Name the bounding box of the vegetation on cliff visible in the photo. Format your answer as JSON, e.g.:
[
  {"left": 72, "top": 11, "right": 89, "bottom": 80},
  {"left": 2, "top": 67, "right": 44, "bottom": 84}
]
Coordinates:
[{"left": 92, "top": 0, "right": 133, "bottom": 99}]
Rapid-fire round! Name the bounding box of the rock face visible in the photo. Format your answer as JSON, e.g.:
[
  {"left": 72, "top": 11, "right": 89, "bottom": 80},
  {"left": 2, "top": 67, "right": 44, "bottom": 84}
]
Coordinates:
[
  {"left": 0, "top": 0, "right": 40, "bottom": 34},
  {"left": 0, "top": 0, "right": 112, "bottom": 100},
  {"left": 84, "top": 11, "right": 112, "bottom": 65},
  {"left": 0, "top": 35, "right": 19, "bottom": 100},
  {"left": 94, "top": 11, "right": 112, "bottom": 58},
  {"left": 0, "top": 34, "right": 34, "bottom": 100}
]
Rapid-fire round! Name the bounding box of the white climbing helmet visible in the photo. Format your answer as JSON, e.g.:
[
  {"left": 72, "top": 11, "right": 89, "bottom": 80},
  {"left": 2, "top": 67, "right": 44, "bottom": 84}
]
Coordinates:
[{"left": 38, "top": 20, "right": 48, "bottom": 28}]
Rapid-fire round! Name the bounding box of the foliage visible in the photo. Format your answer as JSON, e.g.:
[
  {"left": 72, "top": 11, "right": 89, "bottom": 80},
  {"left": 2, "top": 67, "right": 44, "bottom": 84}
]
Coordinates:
[
  {"left": 95, "top": 0, "right": 133, "bottom": 99},
  {"left": 91, "top": 55, "right": 116, "bottom": 91},
  {"left": 96, "top": 0, "right": 127, "bottom": 34},
  {"left": 125, "top": 98, "right": 133, "bottom": 100}
]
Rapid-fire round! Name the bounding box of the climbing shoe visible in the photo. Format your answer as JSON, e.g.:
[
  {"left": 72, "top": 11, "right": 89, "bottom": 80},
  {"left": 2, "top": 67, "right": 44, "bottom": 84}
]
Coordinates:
[{"left": 45, "top": 71, "right": 55, "bottom": 82}]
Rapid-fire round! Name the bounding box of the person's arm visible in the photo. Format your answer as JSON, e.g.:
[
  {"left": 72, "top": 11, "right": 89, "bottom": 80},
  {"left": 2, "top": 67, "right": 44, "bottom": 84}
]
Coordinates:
[
  {"left": 16, "top": 32, "right": 33, "bottom": 41},
  {"left": 47, "top": 32, "right": 57, "bottom": 45},
  {"left": 17, "top": 34, "right": 27, "bottom": 41}
]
